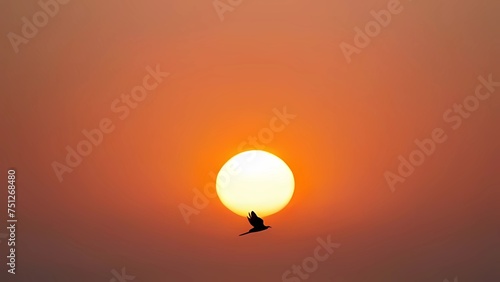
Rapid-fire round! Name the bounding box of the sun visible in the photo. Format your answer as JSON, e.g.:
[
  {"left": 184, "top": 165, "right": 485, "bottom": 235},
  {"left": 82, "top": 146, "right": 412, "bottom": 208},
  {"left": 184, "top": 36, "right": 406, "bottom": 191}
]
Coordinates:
[{"left": 216, "top": 150, "right": 295, "bottom": 217}]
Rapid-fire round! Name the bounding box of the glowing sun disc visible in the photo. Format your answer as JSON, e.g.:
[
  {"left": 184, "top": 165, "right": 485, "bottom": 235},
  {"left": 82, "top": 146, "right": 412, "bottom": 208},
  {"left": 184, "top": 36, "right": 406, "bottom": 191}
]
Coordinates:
[{"left": 216, "top": 150, "right": 295, "bottom": 217}]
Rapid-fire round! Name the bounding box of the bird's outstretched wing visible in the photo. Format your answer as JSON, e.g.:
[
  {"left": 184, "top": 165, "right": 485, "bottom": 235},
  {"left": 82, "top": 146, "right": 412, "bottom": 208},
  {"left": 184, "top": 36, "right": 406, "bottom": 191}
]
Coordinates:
[{"left": 247, "top": 211, "right": 264, "bottom": 228}]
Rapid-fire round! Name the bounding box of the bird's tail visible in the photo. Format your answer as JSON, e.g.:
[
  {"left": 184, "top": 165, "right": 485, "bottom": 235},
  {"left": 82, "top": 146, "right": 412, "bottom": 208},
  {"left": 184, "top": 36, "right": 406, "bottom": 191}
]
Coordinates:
[{"left": 239, "top": 232, "right": 250, "bottom": 236}]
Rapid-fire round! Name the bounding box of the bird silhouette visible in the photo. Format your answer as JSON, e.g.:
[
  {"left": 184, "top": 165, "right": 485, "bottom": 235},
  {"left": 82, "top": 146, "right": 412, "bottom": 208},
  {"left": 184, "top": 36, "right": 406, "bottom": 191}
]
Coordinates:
[{"left": 239, "top": 211, "right": 271, "bottom": 236}]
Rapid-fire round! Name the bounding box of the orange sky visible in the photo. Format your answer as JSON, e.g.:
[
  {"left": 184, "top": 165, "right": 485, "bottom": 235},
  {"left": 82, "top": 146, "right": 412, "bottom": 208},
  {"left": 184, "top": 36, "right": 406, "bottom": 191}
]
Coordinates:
[{"left": 1, "top": 0, "right": 499, "bottom": 281}]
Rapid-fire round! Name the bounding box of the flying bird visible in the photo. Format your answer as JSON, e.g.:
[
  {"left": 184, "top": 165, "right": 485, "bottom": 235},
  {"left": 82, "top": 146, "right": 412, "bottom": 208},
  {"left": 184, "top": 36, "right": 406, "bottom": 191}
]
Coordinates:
[{"left": 239, "top": 211, "right": 271, "bottom": 236}]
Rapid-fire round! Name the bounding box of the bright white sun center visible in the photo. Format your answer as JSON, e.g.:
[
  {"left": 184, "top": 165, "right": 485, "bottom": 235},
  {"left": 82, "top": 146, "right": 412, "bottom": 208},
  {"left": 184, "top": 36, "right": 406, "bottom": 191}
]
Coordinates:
[{"left": 216, "top": 150, "right": 295, "bottom": 217}]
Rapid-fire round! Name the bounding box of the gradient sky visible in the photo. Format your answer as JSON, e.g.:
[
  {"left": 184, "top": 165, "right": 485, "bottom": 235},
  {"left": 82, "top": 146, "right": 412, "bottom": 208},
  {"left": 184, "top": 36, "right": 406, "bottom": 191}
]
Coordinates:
[{"left": 1, "top": 0, "right": 499, "bottom": 281}]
